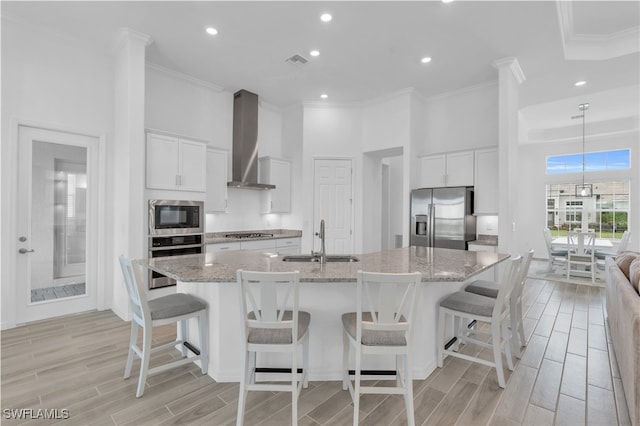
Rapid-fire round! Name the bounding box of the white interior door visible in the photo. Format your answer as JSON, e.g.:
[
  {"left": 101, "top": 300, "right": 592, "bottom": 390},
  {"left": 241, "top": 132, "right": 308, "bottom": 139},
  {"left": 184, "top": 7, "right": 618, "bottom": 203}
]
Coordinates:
[
  {"left": 16, "top": 126, "right": 98, "bottom": 324},
  {"left": 313, "top": 159, "right": 353, "bottom": 254}
]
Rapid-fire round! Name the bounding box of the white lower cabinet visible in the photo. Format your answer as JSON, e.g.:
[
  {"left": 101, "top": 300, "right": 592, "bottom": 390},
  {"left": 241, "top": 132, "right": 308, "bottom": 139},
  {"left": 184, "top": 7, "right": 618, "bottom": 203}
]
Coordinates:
[
  {"left": 276, "top": 238, "right": 301, "bottom": 255},
  {"left": 206, "top": 242, "right": 241, "bottom": 253},
  {"left": 467, "top": 243, "right": 497, "bottom": 253},
  {"left": 207, "top": 237, "right": 301, "bottom": 254}
]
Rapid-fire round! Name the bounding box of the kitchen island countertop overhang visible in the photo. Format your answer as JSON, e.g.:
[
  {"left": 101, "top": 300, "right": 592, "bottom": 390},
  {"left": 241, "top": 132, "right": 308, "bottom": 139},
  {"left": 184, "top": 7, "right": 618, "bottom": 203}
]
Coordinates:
[
  {"left": 143, "top": 246, "right": 510, "bottom": 283},
  {"left": 139, "top": 247, "right": 510, "bottom": 383}
]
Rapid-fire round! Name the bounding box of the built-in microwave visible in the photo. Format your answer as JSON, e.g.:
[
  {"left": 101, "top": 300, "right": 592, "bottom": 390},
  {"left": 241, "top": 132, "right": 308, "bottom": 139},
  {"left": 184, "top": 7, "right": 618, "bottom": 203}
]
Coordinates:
[{"left": 148, "top": 199, "right": 204, "bottom": 236}]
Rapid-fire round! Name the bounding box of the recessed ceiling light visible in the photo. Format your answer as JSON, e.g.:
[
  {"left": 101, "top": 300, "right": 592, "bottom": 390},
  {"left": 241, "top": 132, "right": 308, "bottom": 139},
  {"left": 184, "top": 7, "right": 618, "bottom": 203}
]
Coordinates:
[
  {"left": 206, "top": 27, "right": 218, "bottom": 36},
  {"left": 442, "top": 0, "right": 454, "bottom": 3},
  {"left": 310, "top": 50, "right": 320, "bottom": 57},
  {"left": 421, "top": 57, "right": 432, "bottom": 64},
  {"left": 320, "top": 94, "right": 328, "bottom": 99},
  {"left": 320, "top": 13, "right": 332, "bottom": 22},
  {"left": 574, "top": 80, "right": 587, "bottom": 87}
]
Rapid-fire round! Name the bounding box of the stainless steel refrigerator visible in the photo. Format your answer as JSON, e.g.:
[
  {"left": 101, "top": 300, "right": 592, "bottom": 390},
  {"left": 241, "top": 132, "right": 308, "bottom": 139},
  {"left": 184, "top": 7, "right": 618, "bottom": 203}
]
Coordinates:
[{"left": 410, "top": 187, "right": 476, "bottom": 250}]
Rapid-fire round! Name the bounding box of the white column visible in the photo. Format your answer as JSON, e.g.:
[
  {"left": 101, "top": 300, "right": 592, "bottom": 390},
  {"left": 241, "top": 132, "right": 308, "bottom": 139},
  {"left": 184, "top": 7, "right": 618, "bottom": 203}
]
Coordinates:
[
  {"left": 111, "top": 28, "right": 153, "bottom": 320},
  {"left": 492, "top": 57, "right": 525, "bottom": 256}
]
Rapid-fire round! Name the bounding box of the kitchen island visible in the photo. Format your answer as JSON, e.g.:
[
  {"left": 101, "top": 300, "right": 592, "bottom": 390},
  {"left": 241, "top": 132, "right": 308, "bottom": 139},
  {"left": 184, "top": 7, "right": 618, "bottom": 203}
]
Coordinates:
[{"left": 142, "top": 246, "right": 509, "bottom": 382}]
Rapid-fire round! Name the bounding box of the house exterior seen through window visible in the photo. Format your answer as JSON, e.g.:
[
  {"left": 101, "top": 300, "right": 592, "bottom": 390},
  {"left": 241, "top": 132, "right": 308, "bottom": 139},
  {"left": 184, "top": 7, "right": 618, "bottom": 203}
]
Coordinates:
[{"left": 545, "top": 149, "right": 630, "bottom": 239}]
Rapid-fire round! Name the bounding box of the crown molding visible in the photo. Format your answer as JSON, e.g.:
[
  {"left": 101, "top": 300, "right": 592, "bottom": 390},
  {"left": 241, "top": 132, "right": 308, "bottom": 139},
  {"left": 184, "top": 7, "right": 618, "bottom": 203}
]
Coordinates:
[
  {"left": 146, "top": 62, "right": 225, "bottom": 92},
  {"left": 492, "top": 57, "right": 526, "bottom": 84},
  {"left": 556, "top": 0, "right": 639, "bottom": 60},
  {"left": 426, "top": 80, "right": 498, "bottom": 103},
  {"left": 112, "top": 27, "right": 153, "bottom": 54}
]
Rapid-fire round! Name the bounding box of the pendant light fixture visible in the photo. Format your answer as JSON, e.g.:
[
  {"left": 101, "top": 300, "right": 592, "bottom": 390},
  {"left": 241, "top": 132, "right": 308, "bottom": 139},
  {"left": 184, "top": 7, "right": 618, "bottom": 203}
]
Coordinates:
[{"left": 573, "top": 102, "right": 592, "bottom": 197}]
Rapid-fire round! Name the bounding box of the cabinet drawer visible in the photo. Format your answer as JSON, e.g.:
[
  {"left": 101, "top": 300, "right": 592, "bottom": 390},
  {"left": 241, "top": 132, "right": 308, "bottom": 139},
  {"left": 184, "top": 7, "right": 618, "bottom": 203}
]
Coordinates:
[
  {"left": 467, "top": 243, "right": 497, "bottom": 253},
  {"left": 240, "top": 239, "right": 277, "bottom": 251},
  {"left": 207, "top": 242, "right": 241, "bottom": 253},
  {"left": 276, "top": 238, "right": 301, "bottom": 248}
]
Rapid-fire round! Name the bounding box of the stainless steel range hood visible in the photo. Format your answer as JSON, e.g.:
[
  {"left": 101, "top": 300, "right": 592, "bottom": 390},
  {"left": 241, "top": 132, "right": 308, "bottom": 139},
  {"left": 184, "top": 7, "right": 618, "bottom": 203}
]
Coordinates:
[{"left": 227, "top": 89, "right": 275, "bottom": 190}]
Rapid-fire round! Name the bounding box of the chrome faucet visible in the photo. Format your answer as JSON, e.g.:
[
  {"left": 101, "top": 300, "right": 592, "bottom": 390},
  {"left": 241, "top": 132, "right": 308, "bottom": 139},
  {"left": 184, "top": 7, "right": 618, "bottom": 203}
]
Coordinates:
[{"left": 313, "top": 219, "right": 326, "bottom": 264}]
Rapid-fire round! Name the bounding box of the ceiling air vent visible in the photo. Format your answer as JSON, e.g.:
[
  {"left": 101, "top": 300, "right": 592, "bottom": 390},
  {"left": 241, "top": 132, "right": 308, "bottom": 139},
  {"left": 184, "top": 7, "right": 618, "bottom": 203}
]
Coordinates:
[{"left": 285, "top": 54, "right": 309, "bottom": 65}]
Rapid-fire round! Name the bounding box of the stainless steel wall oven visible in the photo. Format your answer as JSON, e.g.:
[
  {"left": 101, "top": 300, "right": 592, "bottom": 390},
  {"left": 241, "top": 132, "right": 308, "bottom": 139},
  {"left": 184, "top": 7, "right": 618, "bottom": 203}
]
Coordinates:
[
  {"left": 148, "top": 234, "right": 203, "bottom": 289},
  {"left": 148, "top": 200, "right": 204, "bottom": 289}
]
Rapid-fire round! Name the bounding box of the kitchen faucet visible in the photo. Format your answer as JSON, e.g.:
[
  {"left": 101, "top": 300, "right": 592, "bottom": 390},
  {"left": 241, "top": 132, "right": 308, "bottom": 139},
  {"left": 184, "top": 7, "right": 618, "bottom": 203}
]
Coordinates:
[{"left": 313, "top": 219, "right": 326, "bottom": 264}]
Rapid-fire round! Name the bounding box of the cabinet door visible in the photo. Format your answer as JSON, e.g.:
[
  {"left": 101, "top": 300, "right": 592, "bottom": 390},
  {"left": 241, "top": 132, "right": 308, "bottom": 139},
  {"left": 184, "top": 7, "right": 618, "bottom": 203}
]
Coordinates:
[
  {"left": 446, "top": 151, "right": 474, "bottom": 187},
  {"left": 277, "top": 246, "right": 300, "bottom": 255},
  {"left": 179, "top": 140, "right": 207, "bottom": 192},
  {"left": 260, "top": 157, "right": 292, "bottom": 213},
  {"left": 269, "top": 159, "right": 291, "bottom": 212},
  {"left": 146, "top": 133, "right": 179, "bottom": 190},
  {"left": 474, "top": 148, "right": 499, "bottom": 214},
  {"left": 206, "top": 148, "right": 228, "bottom": 212},
  {"left": 420, "top": 155, "right": 446, "bottom": 188}
]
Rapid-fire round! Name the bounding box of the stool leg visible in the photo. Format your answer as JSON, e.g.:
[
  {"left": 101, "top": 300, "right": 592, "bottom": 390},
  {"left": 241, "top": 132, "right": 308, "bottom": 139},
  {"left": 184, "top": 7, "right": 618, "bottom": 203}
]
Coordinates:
[
  {"left": 353, "top": 345, "right": 361, "bottom": 426},
  {"left": 136, "top": 324, "right": 152, "bottom": 397},
  {"left": 403, "top": 352, "right": 415, "bottom": 426},
  {"left": 342, "top": 330, "right": 349, "bottom": 391},
  {"left": 236, "top": 348, "right": 249, "bottom": 426},
  {"left": 178, "top": 320, "right": 188, "bottom": 358},
  {"left": 291, "top": 340, "right": 298, "bottom": 426},
  {"left": 124, "top": 320, "right": 138, "bottom": 379},
  {"left": 199, "top": 310, "right": 208, "bottom": 374},
  {"left": 437, "top": 309, "right": 445, "bottom": 368},
  {"left": 303, "top": 334, "right": 309, "bottom": 389},
  {"left": 491, "top": 321, "right": 505, "bottom": 388}
]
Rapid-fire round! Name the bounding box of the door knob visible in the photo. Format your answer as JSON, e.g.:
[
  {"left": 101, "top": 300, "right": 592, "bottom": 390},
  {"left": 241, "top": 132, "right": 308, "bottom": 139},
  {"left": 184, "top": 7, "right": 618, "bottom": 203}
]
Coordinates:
[{"left": 18, "top": 248, "right": 35, "bottom": 254}]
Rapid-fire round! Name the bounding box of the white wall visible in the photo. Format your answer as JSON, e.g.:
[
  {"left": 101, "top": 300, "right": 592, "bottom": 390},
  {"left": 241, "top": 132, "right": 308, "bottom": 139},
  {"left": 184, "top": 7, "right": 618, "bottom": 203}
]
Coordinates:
[
  {"left": 421, "top": 82, "right": 499, "bottom": 155},
  {"left": 1, "top": 17, "right": 114, "bottom": 328}
]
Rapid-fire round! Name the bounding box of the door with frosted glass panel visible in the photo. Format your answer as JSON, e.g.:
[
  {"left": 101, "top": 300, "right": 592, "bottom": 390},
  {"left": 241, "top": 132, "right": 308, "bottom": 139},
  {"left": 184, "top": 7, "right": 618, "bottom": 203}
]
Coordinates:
[{"left": 16, "top": 126, "right": 97, "bottom": 323}]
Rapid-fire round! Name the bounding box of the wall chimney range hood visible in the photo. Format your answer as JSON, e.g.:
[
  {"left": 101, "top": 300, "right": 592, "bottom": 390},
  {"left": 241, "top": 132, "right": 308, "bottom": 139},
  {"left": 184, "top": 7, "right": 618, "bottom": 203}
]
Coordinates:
[{"left": 227, "top": 89, "right": 275, "bottom": 190}]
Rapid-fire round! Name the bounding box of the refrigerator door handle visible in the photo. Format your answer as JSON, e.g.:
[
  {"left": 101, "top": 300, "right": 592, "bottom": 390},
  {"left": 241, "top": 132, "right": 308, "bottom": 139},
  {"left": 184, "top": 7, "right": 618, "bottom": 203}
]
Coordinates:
[{"left": 429, "top": 203, "right": 435, "bottom": 247}]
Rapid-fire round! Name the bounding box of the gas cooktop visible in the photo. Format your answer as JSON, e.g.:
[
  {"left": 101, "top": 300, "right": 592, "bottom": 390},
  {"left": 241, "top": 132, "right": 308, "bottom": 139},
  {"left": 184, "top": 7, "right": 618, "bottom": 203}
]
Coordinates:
[{"left": 225, "top": 232, "right": 274, "bottom": 239}]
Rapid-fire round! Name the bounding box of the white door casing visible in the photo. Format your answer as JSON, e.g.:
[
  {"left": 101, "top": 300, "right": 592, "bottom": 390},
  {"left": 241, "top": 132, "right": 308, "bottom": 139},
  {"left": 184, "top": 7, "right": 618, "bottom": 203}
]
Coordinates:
[
  {"left": 313, "top": 158, "right": 354, "bottom": 255},
  {"left": 16, "top": 125, "right": 100, "bottom": 324}
]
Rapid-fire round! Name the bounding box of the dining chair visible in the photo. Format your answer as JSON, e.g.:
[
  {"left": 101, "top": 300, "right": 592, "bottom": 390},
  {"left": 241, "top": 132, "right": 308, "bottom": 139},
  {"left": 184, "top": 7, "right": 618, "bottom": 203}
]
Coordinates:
[
  {"left": 567, "top": 230, "right": 596, "bottom": 282},
  {"left": 543, "top": 228, "right": 568, "bottom": 273},
  {"left": 464, "top": 249, "right": 534, "bottom": 358},
  {"left": 236, "top": 270, "right": 310, "bottom": 426},
  {"left": 595, "top": 230, "right": 630, "bottom": 260},
  {"left": 341, "top": 271, "right": 421, "bottom": 426},
  {"left": 437, "top": 255, "right": 522, "bottom": 388},
  {"left": 118, "top": 255, "right": 209, "bottom": 398}
]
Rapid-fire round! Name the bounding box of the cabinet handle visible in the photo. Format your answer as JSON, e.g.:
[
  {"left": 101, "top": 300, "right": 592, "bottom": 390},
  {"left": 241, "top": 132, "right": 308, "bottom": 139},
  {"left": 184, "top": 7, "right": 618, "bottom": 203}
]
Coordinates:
[{"left": 220, "top": 247, "right": 229, "bottom": 250}]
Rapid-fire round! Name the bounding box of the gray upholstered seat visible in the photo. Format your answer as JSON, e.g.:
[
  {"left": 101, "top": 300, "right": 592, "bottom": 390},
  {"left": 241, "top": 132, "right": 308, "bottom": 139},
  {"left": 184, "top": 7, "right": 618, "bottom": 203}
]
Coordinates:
[
  {"left": 341, "top": 312, "right": 407, "bottom": 346},
  {"left": 464, "top": 279, "right": 499, "bottom": 298},
  {"left": 149, "top": 293, "right": 208, "bottom": 320},
  {"left": 550, "top": 248, "right": 568, "bottom": 256},
  {"left": 439, "top": 291, "right": 495, "bottom": 317},
  {"left": 247, "top": 310, "right": 311, "bottom": 344}
]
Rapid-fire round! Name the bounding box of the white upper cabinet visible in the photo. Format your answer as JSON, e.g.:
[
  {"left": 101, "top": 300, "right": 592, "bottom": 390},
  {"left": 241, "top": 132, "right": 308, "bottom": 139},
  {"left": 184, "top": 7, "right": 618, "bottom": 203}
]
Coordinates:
[
  {"left": 420, "top": 151, "right": 474, "bottom": 188},
  {"left": 474, "top": 147, "right": 499, "bottom": 215},
  {"left": 205, "top": 148, "right": 228, "bottom": 212},
  {"left": 259, "top": 157, "right": 291, "bottom": 213},
  {"left": 146, "top": 132, "right": 207, "bottom": 192}
]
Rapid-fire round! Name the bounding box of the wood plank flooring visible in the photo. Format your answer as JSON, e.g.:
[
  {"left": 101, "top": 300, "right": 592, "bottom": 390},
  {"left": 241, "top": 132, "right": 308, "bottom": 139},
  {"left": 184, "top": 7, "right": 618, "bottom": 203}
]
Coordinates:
[{"left": 1, "top": 266, "right": 631, "bottom": 425}]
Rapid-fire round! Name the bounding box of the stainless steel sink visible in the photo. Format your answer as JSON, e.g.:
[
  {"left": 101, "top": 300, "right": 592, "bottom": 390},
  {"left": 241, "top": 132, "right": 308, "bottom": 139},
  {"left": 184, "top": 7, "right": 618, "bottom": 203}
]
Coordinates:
[{"left": 281, "top": 255, "right": 359, "bottom": 263}]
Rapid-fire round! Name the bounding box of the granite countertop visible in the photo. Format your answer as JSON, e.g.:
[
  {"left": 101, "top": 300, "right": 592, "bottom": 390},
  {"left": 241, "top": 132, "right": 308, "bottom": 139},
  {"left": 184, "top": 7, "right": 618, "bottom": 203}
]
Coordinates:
[
  {"left": 141, "top": 246, "right": 509, "bottom": 283},
  {"left": 469, "top": 235, "right": 498, "bottom": 246},
  {"left": 205, "top": 229, "right": 302, "bottom": 244}
]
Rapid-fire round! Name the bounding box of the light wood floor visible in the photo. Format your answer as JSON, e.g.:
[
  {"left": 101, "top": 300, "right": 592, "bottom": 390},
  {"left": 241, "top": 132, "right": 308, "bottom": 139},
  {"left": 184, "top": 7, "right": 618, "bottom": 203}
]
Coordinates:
[{"left": 1, "top": 271, "right": 631, "bottom": 425}]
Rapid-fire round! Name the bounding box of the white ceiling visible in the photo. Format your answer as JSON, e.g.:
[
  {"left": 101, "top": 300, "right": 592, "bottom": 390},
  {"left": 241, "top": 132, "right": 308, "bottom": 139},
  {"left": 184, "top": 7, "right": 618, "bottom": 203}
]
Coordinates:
[{"left": 3, "top": 1, "right": 639, "bottom": 127}]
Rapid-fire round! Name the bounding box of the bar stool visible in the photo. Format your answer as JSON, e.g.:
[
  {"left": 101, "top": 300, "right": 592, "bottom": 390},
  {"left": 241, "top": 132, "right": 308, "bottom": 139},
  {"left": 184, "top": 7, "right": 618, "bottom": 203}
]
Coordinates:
[
  {"left": 464, "top": 249, "right": 534, "bottom": 357},
  {"left": 236, "top": 270, "right": 310, "bottom": 426},
  {"left": 341, "top": 271, "right": 422, "bottom": 426},
  {"left": 437, "top": 256, "right": 522, "bottom": 388},
  {"left": 118, "top": 256, "right": 209, "bottom": 398}
]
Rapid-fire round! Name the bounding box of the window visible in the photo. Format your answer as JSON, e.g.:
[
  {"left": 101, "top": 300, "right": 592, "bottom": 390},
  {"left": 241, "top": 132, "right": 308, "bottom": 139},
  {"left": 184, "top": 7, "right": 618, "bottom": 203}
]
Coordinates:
[
  {"left": 546, "top": 181, "right": 630, "bottom": 239},
  {"left": 546, "top": 149, "right": 630, "bottom": 174}
]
